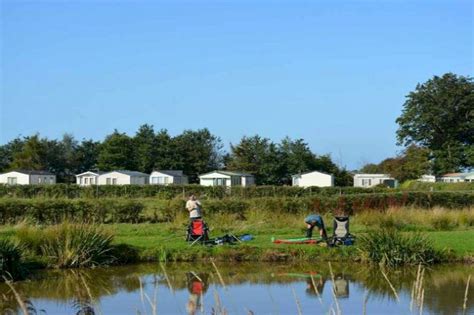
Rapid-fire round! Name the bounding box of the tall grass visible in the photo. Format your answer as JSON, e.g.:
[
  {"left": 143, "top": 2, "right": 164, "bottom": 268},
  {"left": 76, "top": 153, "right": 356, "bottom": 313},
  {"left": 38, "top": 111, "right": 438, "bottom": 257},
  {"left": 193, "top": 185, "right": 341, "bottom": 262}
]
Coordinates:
[
  {"left": 354, "top": 207, "right": 474, "bottom": 231},
  {"left": 0, "top": 238, "right": 26, "bottom": 281},
  {"left": 358, "top": 229, "right": 446, "bottom": 267},
  {"left": 16, "top": 223, "right": 115, "bottom": 268}
]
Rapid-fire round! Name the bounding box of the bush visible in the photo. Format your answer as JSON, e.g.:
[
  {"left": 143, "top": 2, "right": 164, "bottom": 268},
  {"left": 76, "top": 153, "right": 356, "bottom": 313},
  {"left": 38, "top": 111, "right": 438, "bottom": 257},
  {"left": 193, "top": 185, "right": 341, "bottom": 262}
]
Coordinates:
[
  {"left": 0, "top": 238, "right": 26, "bottom": 281},
  {"left": 0, "top": 184, "right": 390, "bottom": 199},
  {"left": 0, "top": 192, "right": 472, "bottom": 224},
  {"left": 400, "top": 181, "right": 474, "bottom": 191},
  {"left": 358, "top": 229, "right": 445, "bottom": 267},
  {"left": 16, "top": 223, "right": 115, "bottom": 268},
  {"left": 0, "top": 198, "right": 144, "bottom": 224}
]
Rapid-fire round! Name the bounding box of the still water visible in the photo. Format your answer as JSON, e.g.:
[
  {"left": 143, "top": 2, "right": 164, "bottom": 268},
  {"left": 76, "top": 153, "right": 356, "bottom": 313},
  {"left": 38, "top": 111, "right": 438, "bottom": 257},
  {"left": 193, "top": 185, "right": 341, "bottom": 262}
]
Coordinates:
[{"left": 0, "top": 262, "right": 472, "bottom": 315}]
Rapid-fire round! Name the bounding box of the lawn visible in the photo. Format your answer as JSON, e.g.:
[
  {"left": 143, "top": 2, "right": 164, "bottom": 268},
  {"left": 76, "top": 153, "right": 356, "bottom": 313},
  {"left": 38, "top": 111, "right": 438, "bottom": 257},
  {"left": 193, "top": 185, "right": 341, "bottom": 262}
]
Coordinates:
[
  {"left": 108, "top": 222, "right": 474, "bottom": 261},
  {"left": 1, "top": 207, "right": 473, "bottom": 263}
]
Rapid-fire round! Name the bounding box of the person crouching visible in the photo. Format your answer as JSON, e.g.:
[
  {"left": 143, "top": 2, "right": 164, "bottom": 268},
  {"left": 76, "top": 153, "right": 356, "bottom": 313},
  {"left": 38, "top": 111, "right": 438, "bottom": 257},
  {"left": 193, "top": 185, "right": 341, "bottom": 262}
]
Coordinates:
[{"left": 304, "top": 214, "right": 328, "bottom": 239}]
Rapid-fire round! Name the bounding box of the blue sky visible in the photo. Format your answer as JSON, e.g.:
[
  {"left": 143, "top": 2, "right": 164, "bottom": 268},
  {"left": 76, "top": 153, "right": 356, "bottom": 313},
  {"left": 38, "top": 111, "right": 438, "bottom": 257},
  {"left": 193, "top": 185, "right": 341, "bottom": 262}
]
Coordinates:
[{"left": 1, "top": 0, "right": 472, "bottom": 169}]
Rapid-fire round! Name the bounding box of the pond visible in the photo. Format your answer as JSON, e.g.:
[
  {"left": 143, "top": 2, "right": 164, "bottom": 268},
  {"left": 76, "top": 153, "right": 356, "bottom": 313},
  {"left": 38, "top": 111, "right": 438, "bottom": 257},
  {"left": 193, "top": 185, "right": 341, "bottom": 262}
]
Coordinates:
[{"left": 0, "top": 262, "right": 472, "bottom": 315}]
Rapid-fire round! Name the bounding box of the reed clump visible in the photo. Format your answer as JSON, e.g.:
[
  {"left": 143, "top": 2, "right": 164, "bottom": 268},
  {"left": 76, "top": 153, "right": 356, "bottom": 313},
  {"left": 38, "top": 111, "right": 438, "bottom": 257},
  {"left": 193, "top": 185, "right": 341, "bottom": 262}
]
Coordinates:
[
  {"left": 16, "top": 223, "right": 115, "bottom": 268},
  {"left": 0, "top": 238, "right": 26, "bottom": 281},
  {"left": 358, "top": 229, "right": 446, "bottom": 267}
]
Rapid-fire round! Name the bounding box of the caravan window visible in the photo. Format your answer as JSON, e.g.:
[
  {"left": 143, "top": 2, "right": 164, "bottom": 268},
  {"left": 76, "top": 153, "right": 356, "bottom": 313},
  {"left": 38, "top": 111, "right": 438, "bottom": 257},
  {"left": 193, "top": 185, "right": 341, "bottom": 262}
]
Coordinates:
[{"left": 214, "top": 178, "right": 226, "bottom": 186}]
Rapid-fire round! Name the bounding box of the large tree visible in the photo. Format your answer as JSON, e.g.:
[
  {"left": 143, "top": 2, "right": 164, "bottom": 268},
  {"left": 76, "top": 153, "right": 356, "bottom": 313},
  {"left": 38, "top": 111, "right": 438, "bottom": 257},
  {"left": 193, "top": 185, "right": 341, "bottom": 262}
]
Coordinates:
[
  {"left": 133, "top": 124, "right": 158, "bottom": 173},
  {"left": 396, "top": 73, "right": 474, "bottom": 175},
  {"left": 97, "top": 130, "right": 136, "bottom": 171},
  {"left": 226, "top": 135, "right": 285, "bottom": 185},
  {"left": 75, "top": 139, "right": 101, "bottom": 174},
  {"left": 279, "top": 137, "right": 318, "bottom": 184},
  {"left": 0, "top": 137, "right": 25, "bottom": 172},
  {"left": 172, "top": 129, "right": 223, "bottom": 182},
  {"left": 10, "top": 134, "right": 49, "bottom": 170}
]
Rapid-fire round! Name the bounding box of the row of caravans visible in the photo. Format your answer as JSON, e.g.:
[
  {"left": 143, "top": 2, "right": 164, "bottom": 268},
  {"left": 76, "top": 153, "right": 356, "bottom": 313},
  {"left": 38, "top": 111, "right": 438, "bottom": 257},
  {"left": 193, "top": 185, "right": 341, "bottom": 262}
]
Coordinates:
[
  {"left": 0, "top": 169, "right": 256, "bottom": 187},
  {"left": 1, "top": 169, "right": 472, "bottom": 187}
]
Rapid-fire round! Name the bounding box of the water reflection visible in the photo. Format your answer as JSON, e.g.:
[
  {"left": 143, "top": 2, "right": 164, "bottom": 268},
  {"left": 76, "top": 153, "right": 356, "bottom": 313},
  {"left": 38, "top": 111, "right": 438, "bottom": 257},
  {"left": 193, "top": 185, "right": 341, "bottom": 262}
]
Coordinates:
[
  {"left": 0, "top": 263, "right": 472, "bottom": 314},
  {"left": 185, "top": 272, "right": 209, "bottom": 315}
]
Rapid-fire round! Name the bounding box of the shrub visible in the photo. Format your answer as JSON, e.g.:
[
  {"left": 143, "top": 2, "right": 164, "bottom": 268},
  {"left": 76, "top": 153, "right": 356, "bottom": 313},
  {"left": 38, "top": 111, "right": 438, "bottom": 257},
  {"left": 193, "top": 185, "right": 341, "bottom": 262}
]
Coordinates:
[
  {"left": 0, "top": 238, "right": 26, "bottom": 281},
  {"left": 0, "top": 184, "right": 390, "bottom": 199},
  {"left": 358, "top": 229, "right": 445, "bottom": 267},
  {"left": 0, "top": 198, "right": 144, "bottom": 224},
  {"left": 16, "top": 223, "right": 115, "bottom": 268},
  {"left": 0, "top": 192, "right": 472, "bottom": 224}
]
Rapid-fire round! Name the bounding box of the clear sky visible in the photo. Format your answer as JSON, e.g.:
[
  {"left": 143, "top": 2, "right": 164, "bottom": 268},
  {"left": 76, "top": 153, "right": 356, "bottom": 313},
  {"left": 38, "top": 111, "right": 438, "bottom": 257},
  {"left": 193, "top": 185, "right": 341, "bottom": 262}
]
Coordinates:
[{"left": 1, "top": 0, "right": 472, "bottom": 169}]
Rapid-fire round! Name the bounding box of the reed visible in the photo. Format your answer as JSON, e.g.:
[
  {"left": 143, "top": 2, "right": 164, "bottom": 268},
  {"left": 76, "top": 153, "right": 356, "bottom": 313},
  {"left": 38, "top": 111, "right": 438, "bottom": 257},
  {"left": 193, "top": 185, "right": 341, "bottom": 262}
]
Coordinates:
[
  {"left": 0, "top": 238, "right": 26, "bottom": 281},
  {"left": 463, "top": 275, "right": 471, "bottom": 314},
  {"left": 358, "top": 229, "right": 445, "bottom": 267},
  {"left": 16, "top": 223, "right": 115, "bottom": 268}
]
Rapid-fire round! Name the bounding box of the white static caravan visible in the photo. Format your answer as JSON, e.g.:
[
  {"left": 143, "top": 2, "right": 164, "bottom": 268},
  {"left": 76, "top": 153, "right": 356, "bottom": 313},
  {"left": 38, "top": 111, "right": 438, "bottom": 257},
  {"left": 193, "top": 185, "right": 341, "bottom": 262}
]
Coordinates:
[
  {"left": 418, "top": 175, "right": 436, "bottom": 183},
  {"left": 149, "top": 170, "right": 188, "bottom": 185},
  {"left": 0, "top": 170, "right": 56, "bottom": 185},
  {"left": 292, "top": 170, "right": 334, "bottom": 188},
  {"left": 440, "top": 172, "right": 474, "bottom": 183},
  {"left": 199, "top": 171, "right": 255, "bottom": 187},
  {"left": 75, "top": 171, "right": 105, "bottom": 186},
  {"left": 97, "top": 170, "right": 149, "bottom": 185},
  {"left": 353, "top": 174, "right": 398, "bottom": 188},
  {"left": 465, "top": 173, "right": 474, "bottom": 182}
]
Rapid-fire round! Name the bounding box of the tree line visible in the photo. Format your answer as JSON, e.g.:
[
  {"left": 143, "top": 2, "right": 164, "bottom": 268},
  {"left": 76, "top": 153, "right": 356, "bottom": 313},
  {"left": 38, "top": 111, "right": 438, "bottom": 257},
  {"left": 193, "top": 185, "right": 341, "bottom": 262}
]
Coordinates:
[
  {"left": 1, "top": 72, "right": 471, "bottom": 184},
  {"left": 0, "top": 126, "right": 352, "bottom": 185}
]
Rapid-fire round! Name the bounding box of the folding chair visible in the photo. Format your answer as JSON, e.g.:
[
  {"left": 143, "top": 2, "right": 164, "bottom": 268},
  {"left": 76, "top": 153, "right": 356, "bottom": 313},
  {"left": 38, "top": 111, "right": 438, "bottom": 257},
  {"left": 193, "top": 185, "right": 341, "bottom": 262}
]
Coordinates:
[
  {"left": 186, "top": 219, "right": 209, "bottom": 246},
  {"left": 330, "top": 216, "right": 355, "bottom": 246}
]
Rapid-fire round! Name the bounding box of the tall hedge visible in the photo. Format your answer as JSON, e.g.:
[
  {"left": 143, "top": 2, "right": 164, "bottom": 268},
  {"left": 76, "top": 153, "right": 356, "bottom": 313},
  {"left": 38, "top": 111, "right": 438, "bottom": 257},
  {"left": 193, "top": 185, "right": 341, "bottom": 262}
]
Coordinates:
[
  {"left": 0, "top": 192, "right": 471, "bottom": 224},
  {"left": 0, "top": 184, "right": 389, "bottom": 199},
  {"left": 0, "top": 198, "right": 143, "bottom": 224}
]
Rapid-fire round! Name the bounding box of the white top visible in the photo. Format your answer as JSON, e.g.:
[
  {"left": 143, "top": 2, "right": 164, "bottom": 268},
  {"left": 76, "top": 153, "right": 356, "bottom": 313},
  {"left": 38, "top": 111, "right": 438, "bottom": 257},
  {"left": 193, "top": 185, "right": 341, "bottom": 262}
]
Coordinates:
[{"left": 186, "top": 199, "right": 202, "bottom": 218}]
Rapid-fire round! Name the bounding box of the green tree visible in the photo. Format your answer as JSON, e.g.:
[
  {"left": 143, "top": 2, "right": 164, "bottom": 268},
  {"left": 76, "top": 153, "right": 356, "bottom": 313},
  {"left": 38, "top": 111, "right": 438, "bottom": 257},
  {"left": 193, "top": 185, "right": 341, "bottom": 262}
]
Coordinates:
[
  {"left": 226, "top": 135, "right": 285, "bottom": 185},
  {"left": 47, "top": 134, "right": 80, "bottom": 183},
  {"left": 75, "top": 139, "right": 101, "bottom": 173},
  {"left": 359, "top": 145, "right": 431, "bottom": 183},
  {"left": 153, "top": 129, "right": 179, "bottom": 170},
  {"left": 133, "top": 124, "right": 157, "bottom": 173},
  {"left": 397, "top": 145, "right": 431, "bottom": 182},
  {"left": 0, "top": 138, "right": 24, "bottom": 172},
  {"left": 279, "top": 137, "right": 318, "bottom": 184},
  {"left": 97, "top": 130, "right": 136, "bottom": 171},
  {"left": 10, "top": 134, "right": 49, "bottom": 170},
  {"left": 396, "top": 73, "right": 474, "bottom": 175},
  {"left": 359, "top": 163, "right": 381, "bottom": 174},
  {"left": 172, "top": 129, "right": 223, "bottom": 182}
]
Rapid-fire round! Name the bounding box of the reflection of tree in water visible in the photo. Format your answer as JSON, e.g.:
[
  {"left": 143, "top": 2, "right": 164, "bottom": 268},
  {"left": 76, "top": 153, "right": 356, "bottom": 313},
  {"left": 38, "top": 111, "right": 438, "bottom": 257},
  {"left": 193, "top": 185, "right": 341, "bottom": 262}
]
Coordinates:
[
  {"left": 351, "top": 264, "right": 473, "bottom": 315},
  {"left": 0, "top": 266, "right": 144, "bottom": 314}
]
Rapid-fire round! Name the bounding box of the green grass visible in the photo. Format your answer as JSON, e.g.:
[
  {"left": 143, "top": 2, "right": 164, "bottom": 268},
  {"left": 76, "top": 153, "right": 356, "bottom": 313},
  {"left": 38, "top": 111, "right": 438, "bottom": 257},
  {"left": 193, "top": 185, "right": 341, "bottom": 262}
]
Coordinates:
[
  {"left": 1, "top": 207, "right": 473, "bottom": 266},
  {"left": 110, "top": 222, "right": 474, "bottom": 262},
  {"left": 426, "top": 230, "right": 474, "bottom": 256}
]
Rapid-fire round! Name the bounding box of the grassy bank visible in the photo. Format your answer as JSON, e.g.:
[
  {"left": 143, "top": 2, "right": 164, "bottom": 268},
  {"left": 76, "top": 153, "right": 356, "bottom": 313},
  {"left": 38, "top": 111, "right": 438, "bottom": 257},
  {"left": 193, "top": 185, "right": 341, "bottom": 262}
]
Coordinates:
[{"left": 1, "top": 207, "right": 473, "bottom": 278}]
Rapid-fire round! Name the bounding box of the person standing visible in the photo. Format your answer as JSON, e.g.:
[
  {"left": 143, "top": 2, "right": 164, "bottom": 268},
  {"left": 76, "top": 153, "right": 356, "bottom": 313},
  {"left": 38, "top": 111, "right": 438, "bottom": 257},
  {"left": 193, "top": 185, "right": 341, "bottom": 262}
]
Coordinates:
[{"left": 186, "top": 194, "right": 202, "bottom": 220}]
